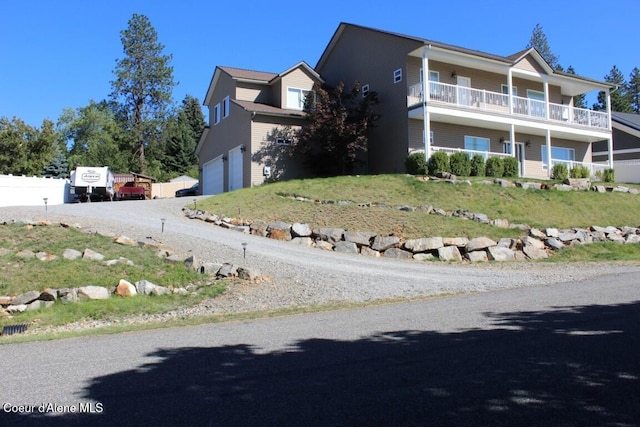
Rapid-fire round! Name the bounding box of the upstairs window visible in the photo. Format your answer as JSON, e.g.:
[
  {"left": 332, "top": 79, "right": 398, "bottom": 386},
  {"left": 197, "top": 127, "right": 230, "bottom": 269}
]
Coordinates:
[
  {"left": 393, "top": 68, "right": 402, "bottom": 83},
  {"left": 287, "top": 88, "right": 311, "bottom": 110},
  {"left": 222, "top": 96, "right": 230, "bottom": 119},
  {"left": 214, "top": 103, "right": 221, "bottom": 125}
]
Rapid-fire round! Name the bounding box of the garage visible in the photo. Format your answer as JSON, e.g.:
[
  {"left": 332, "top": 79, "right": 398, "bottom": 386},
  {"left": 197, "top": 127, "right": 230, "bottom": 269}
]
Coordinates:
[
  {"left": 202, "top": 156, "right": 223, "bottom": 195},
  {"left": 228, "top": 146, "right": 244, "bottom": 192}
]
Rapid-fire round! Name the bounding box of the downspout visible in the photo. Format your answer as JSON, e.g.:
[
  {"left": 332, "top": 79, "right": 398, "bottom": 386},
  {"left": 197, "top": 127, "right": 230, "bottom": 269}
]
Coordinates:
[
  {"left": 546, "top": 129, "right": 552, "bottom": 178},
  {"left": 422, "top": 46, "right": 431, "bottom": 161}
]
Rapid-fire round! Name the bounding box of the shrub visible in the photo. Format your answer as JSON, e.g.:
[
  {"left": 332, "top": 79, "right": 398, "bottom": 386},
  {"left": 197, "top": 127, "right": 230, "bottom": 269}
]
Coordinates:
[
  {"left": 427, "top": 151, "right": 450, "bottom": 176},
  {"left": 449, "top": 152, "right": 471, "bottom": 176},
  {"left": 603, "top": 168, "right": 615, "bottom": 183},
  {"left": 502, "top": 156, "right": 519, "bottom": 178},
  {"left": 570, "top": 165, "right": 590, "bottom": 179},
  {"left": 551, "top": 163, "right": 568, "bottom": 181},
  {"left": 485, "top": 156, "right": 504, "bottom": 177},
  {"left": 470, "top": 155, "right": 485, "bottom": 177},
  {"left": 405, "top": 152, "right": 428, "bottom": 175}
]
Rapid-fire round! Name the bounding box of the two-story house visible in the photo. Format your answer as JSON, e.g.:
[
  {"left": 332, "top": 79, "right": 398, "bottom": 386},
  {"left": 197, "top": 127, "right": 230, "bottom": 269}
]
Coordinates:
[
  {"left": 316, "top": 23, "right": 615, "bottom": 179},
  {"left": 196, "top": 62, "right": 322, "bottom": 194}
]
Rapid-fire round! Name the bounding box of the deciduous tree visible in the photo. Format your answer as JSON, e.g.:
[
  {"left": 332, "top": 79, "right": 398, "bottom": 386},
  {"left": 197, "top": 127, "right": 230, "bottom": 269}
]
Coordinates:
[{"left": 294, "top": 81, "right": 380, "bottom": 177}]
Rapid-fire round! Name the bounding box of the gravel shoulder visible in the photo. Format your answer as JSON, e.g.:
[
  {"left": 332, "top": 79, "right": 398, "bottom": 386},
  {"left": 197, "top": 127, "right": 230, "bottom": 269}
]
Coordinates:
[{"left": 2, "top": 198, "right": 638, "bottom": 333}]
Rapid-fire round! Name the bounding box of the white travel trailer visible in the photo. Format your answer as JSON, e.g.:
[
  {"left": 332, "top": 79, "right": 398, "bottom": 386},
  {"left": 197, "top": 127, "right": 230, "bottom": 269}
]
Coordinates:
[{"left": 69, "top": 167, "right": 115, "bottom": 202}]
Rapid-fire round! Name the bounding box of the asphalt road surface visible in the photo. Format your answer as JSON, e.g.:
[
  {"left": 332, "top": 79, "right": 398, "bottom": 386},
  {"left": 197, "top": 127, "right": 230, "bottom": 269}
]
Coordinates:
[{"left": 1, "top": 268, "right": 639, "bottom": 426}]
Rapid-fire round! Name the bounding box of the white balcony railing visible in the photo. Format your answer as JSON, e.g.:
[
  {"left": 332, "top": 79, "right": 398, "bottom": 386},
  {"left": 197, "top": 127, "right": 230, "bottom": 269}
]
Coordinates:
[{"left": 408, "top": 81, "right": 609, "bottom": 130}]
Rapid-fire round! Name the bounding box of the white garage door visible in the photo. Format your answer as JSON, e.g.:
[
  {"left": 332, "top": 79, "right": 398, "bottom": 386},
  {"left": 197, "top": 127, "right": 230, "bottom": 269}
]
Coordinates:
[
  {"left": 202, "top": 156, "right": 223, "bottom": 195},
  {"left": 228, "top": 146, "right": 243, "bottom": 192}
]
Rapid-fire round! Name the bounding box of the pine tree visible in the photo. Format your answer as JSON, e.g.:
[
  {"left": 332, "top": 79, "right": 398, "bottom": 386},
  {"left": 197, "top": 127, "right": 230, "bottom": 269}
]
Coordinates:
[
  {"left": 593, "top": 65, "right": 633, "bottom": 112},
  {"left": 110, "top": 13, "right": 176, "bottom": 174},
  {"left": 527, "top": 24, "right": 560, "bottom": 70},
  {"left": 628, "top": 67, "right": 640, "bottom": 113}
]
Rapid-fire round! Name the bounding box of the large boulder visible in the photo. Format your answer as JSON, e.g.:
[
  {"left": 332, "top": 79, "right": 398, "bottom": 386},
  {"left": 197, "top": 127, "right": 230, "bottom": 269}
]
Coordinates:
[
  {"left": 344, "top": 231, "right": 376, "bottom": 247},
  {"left": 82, "top": 249, "right": 105, "bottom": 261},
  {"left": 371, "top": 236, "right": 400, "bottom": 251},
  {"left": 115, "top": 279, "right": 137, "bottom": 297},
  {"left": 465, "top": 237, "right": 497, "bottom": 252},
  {"left": 334, "top": 241, "right": 359, "bottom": 254},
  {"left": 78, "top": 286, "right": 110, "bottom": 300},
  {"left": 404, "top": 237, "right": 443, "bottom": 252},
  {"left": 437, "top": 246, "right": 462, "bottom": 262},
  {"left": 291, "top": 223, "right": 312, "bottom": 237},
  {"left": 12, "top": 290, "right": 41, "bottom": 306},
  {"left": 313, "top": 227, "right": 345, "bottom": 243},
  {"left": 487, "top": 246, "right": 515, "bottom": 261},
  {"left": 384, "top": 248, "right": 413, "bottom": 259}
]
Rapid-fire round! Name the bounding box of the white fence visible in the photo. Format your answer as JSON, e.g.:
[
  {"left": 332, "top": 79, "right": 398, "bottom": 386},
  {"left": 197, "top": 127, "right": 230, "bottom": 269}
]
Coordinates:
[
  {"left": 612, "top": 160, "right": 640, "bottom": 184},
  {"left": 0, "top": 175, "right": 71, "bottom": 207}
]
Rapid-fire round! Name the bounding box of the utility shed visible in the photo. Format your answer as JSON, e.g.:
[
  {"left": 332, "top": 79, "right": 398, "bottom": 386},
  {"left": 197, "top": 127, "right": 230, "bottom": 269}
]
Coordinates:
[{"left": 113, "top": 173, "right": 157, "bottom": 200}]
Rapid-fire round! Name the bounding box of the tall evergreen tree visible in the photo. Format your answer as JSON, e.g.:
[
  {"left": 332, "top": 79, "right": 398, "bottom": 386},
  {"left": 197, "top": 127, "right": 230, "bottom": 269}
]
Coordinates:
[
  {"left": 110, "top": 13, "right": 176, "bottom": 174},
  {"left": 527, "top": 24, "right": 560, "bottom": 70},
  {"left": 593, "top": 65, "right": 633, "bottom": 112},
  {"left": 628, "top": 67, "right": 640, "bottom": 113},
  {"left": 181, "top": 95, "right": 206, "bottom": 146}
]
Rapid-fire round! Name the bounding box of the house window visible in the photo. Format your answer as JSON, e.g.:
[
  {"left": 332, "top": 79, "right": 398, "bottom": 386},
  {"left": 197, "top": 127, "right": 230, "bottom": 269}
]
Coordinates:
[
  {"left": 275, "top": 137, "right": 292, "bottom": 146},
  {"left": 287, "top": 88, "right": 310, "bottom": 110},
  {"left": 464, "top": 136, "right": 490, "bottom": 152},
  {"left": 419, "top": 69, "right": 439, "bottom": 82},
  {"left": 222, "top": 96, "right": 230, "bottom": 119},
  {"left": 527, "top": 89, "right": 545, "bottom": 101},
  {"left": 501, "top": 84, "right": 517, "bottom": 96},
  {"left": 362, "top": 84, "right": 369, "bottom": 98},
  {"left": 541, "top": 146, "right": 575, "bottom": 167},
  {"left": 214, "top": 103, "right": 221, "bottom": 125},
  {"left": 393, "top": 68, "right": 402, "bottom": 83}
]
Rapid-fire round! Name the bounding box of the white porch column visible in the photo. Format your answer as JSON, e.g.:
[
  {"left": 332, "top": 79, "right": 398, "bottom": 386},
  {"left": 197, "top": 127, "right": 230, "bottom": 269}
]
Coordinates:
[
  {"left": 606, "top": 88, "right": 614, "bottom": 168},
  {"left": 509, "top": 124, "right": 515, "bottom": 157},
  {"left": 507, "top": 68, "right": 514, "bottom": 115},
  {"left": 543, "top": 78, "right": 550, "bottom": 119},
  {"left": 422, "top": 46, "right": 431, "bottom": 160},
  {"left": 546, "top": 129, "right": 552, "bottom": 178}
]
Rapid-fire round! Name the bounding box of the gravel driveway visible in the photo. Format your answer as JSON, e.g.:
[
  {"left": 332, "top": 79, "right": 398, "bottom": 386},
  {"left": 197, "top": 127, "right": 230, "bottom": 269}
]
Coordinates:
[{"left": 1, "top": 198, "right": 638, "bottom": 329}]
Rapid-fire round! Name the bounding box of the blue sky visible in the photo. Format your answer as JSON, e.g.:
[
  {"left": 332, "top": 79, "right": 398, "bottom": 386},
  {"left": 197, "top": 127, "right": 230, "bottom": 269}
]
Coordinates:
[{"left": 2, "top": 0, "right": 638, "bottom": 127}]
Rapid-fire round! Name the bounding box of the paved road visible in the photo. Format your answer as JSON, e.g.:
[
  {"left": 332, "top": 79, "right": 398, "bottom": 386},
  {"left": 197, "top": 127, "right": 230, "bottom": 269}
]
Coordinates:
[{"left": 1, "top": 269, "right": 639, "bottom": 426}]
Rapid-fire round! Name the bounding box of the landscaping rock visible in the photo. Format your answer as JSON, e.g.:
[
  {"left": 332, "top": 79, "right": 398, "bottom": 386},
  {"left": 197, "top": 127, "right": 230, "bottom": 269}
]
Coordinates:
[
  {"left": 413, "top": 253, "right": 435, "bottom": 261},
  {"left": 371, "top": 235, "right": 400, "bottom": 251},
  {"left": 313, "top": 227, "right": 345, "bottom": 243},
  {"left": 442, "top": 237, "right": 469, "bottom": 247},
  {"left": 404, "top": 237, "right": 443, "bottom": 252},
  {"left": 315, "top": 240, "right": 334, "bottom": 251},
  {"left": 217, "top": 263, "right": 238, "bottom": 278},
  {"left": 465, "top": 237, "right": 497, "bottom": 252},
  {"left": 334, "top": 241, "right": 359, "bottom": 254},
  {"left": 466, "top": 250, "right": 488, "bottom": 262},
  {"left": 291, "top": 223, "right": 312, "bottom": 237},
  {"left": 290, "top": 237, "right": 314, "bottom": 247},
  {"left": 529, "top": 228, "right": 547, "bottom": 239},
  {"left": 0, "top": 296, "right": 13, "bottom": 305},
  {"left": 360, "top": 247, "right": 381, "bottom": 257},
  {"left": 565, "top": 178, "right": 590, "bottom": 191},
  {"left": 546, "top": 238, "right": 564, "bottom": 250},
  {"left": 135, "top": 280, "right": 170, "bottom": 296},
  {"left": 497, "top": 238, "right": 517, "bottom": 249},
  {"left": 78, "top": 286, "right": 110, "bottom": 300},
  {"left": 523, "top": 236, "right": 546, "bottom": 250},
  {"left": 523, "top": 245, "right": 549, "bottom": 260},
  {"left": 115, "top": 279, "right": 137, "bottom": 297},
  {"left": 36, "top": 252, "right": 58, "bottom": 262},
  {"left": 344, "top": 231, "right": 376, "bottom": 246},
  {"left": 268, "top": 228, "right": 292, "bottom": 241},
  {"left": 6, "top": 304, "right": 27, "bottom": 313},
  {"left": 487, "top": 246, "right": 515, "bottom": 261},
  {"left": 27, "top": 300, "right": 54, "bottom": 310},
  {"left": 16, "top": 250, "right": 35, "bottom": 259},
  {"left": 63, "top": 248, "right": 82, "bottom": 260},
  {"left": 39, "top": 288, "right": 57, "bottom": 301},
  {"left": 83, "top": 248, "right": 105, "bottom": 261},
  {"left": 437, "top": 246, "right": 462, "bottom": 262},
  {"left": 115, "top": 235, "right": 137, "bottom": 246},
  {"left": 491, "top": 219, "right": 510, "bottom": 228},
  {"left": 12, "top": 290, "right": 41, "bottom": 306},
  {"left": 58, "top": 288, "right": 78, "bottom": 303},
  {"left": 250, "top": 220, "right": 268, "bottom": 237},
  {"left": 238, "top": 267, "right": 260, "bottom": 280},
  {"left": 384, "top": 248, "right": 414, "bottom": 259}
]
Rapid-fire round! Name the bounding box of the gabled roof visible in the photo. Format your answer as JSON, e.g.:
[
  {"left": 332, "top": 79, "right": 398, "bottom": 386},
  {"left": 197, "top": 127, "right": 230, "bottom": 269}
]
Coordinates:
[
  {"left": 317, "top": 22, "right": 613, "bottom": 93},
  {"left": 204, "top": 62, "right": 322, "bottom": 106},
  {"left": 613, "top": 112, "right": 640, "bottom": 131}
]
